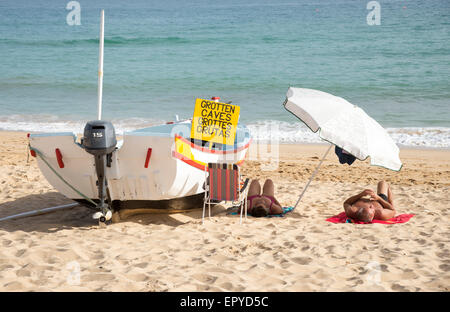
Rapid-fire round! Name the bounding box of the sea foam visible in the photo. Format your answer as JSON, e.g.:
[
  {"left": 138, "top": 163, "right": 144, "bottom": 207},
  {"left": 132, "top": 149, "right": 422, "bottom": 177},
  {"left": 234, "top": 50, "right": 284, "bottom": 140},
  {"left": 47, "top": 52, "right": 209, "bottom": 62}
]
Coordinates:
[
  {"left": 247, "top": 120, "right": 450, "bottom": 148},
  {"left": 0, "top": 115, "right": 449, "bottom": 149}
]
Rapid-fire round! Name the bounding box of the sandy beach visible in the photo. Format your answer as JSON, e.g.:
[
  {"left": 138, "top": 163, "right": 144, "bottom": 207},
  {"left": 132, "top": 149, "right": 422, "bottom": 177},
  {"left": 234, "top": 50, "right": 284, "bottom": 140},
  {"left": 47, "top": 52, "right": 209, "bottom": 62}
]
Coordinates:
[{"left": 0, "top": 130, "right": 449, "bottom": 292}]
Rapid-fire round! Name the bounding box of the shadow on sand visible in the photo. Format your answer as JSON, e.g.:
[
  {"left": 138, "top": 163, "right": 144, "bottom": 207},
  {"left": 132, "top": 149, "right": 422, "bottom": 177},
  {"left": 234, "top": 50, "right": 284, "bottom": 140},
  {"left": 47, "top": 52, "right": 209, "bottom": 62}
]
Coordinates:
[{"left": 0, "top": 192, "right": 227, "bottom": 233}]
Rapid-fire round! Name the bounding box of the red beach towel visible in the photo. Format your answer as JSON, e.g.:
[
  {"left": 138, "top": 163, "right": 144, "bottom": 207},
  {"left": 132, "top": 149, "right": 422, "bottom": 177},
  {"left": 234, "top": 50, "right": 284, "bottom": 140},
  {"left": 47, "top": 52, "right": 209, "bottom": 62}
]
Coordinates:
[{"left": 326, "top": 212, "right": 414, "bottom": 224}]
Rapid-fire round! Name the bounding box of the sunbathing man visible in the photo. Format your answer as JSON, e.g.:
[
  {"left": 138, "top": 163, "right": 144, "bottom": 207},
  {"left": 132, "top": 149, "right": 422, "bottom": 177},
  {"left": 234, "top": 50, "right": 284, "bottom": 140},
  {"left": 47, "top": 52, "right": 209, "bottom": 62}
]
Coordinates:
[
  {"left": 247, "top": 179, "right": 283, "bottom": 217},
  {"left": 343, "top": 181, "right": 396, "bottom": 222}
]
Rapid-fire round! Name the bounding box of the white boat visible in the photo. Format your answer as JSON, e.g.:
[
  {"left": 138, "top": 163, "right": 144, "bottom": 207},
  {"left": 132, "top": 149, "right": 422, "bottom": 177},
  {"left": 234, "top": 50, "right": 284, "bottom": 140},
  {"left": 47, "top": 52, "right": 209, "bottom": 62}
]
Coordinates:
[
  {"left": 28, "top": 119, "right": 251, "bottom": 210},
  {"left": 27, "top": 10, "right": 251, "bottom": 223}
]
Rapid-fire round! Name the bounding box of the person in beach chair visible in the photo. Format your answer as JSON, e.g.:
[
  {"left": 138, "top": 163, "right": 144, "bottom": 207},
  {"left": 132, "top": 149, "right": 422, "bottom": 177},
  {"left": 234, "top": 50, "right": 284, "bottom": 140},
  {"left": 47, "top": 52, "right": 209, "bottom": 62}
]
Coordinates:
[
  {"left": 343, "top": 180, "right": 396, "bottom": 222},
  {"left": 247, "top": 179, "right": 283, "bottom": 217}
]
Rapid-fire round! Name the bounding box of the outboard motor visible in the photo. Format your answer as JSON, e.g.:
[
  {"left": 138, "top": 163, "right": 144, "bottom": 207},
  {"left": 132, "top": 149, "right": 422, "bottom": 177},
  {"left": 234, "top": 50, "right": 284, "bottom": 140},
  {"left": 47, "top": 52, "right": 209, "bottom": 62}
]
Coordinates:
[{"left": 82, "top": 120, "right": 117, "bottom": 223}]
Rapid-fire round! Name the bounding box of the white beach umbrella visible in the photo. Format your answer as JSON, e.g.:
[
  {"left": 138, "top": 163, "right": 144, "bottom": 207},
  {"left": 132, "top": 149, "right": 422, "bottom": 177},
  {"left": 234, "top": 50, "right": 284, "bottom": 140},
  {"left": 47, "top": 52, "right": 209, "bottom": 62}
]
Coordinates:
[{"left": 283, "top": 87, "right": 402, "bottom": 208}]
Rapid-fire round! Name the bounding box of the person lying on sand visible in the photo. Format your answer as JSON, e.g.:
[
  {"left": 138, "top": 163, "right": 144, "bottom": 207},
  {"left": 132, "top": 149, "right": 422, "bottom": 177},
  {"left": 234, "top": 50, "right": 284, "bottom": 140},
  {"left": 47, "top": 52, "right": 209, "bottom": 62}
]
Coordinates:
[
  {"left": 343, "top": 180, "right": 396, "bottom": 222},
  {"left": 247, "top": 179, "right": 283, "bottom": 217}
]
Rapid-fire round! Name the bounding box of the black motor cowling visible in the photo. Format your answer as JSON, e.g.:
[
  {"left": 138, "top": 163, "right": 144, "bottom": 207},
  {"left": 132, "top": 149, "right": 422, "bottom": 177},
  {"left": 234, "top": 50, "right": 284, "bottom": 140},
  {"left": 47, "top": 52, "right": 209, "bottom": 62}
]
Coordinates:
[{"left": 82, "top": 120, "right": 117, "bottom": 155}]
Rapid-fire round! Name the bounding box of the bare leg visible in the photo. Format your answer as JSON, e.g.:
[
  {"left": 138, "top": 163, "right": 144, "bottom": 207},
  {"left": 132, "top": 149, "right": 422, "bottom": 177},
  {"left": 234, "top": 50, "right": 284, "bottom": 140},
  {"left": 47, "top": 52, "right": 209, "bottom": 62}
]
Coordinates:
[
  {"left": 262, "top": 179, "right": 275, "bottom": 197},
  {"left": 262, "top": 179, "right": 283, "bottom": 215},
  {"left": 248, "top": 179, "right": 261, "bottom": 197},
  {"left": 387, "top": 184, "right": 394, "bottom": 204},
  {"left": 377, "top": 180, "right": 389, "bottom": 197},
  {"left": 377, "top": 181, "right": 395, "bottom": 220},
  {"left": 246, "top": 180, "right": 261, "bottom": 212}
]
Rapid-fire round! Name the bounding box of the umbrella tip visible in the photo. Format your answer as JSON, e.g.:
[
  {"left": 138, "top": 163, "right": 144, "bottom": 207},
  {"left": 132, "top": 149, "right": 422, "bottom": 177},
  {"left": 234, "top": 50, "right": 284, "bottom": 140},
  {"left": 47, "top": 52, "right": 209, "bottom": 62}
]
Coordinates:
[{"left": 286, "top": 88, "right": 294, "bottom": 98}]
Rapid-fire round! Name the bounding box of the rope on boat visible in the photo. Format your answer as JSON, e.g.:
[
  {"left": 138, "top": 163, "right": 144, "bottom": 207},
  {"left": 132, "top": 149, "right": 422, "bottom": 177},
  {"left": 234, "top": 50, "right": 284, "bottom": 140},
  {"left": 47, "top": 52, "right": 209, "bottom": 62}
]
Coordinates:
[{"left": 28, "top": 144, "right": 98, "bottom": 207}]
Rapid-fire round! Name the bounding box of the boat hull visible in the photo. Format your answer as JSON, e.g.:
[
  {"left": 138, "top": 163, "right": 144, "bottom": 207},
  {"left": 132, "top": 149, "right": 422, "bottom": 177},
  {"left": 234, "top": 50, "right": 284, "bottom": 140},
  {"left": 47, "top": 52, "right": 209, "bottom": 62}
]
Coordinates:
[{"left": 29, "top": 121, "right": 251, "bottom": 207}]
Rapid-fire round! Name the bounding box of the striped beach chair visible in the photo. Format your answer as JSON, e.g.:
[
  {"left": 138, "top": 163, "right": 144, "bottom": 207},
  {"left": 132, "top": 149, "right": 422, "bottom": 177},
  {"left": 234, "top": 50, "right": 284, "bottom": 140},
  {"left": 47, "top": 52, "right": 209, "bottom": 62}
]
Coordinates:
[{"left": 203, "top": 163, "right": 249, "bottom": 224}]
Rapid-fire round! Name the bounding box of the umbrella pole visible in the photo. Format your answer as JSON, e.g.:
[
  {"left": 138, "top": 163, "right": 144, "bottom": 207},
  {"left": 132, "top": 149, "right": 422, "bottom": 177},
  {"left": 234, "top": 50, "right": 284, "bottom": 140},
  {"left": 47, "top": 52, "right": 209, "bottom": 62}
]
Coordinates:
[{"left": 293, "top": 144, "right": 333, "bottom": 209}]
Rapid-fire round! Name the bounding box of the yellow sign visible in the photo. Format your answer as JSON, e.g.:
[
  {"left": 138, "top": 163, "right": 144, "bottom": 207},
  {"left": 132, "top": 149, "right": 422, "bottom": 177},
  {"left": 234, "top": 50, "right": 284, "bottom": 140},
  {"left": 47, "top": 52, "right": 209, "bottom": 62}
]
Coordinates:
[{"left": 191, "top": 98, "right": 240, "bottom": 145}]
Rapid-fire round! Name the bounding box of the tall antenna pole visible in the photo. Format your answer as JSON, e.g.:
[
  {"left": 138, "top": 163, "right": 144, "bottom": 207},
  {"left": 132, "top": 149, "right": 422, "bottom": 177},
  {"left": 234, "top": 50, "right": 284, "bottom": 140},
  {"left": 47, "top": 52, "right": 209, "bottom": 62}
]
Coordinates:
[{"left": 97, "top": 9, "right": 105, "bottom": 120}]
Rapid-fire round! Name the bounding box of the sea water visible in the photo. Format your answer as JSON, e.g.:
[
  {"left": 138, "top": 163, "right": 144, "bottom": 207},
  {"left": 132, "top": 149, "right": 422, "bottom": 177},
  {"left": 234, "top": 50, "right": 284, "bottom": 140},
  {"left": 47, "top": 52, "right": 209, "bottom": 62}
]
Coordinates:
[{"left": 0, "top": 0, "right": 449, "bottom": 147}]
